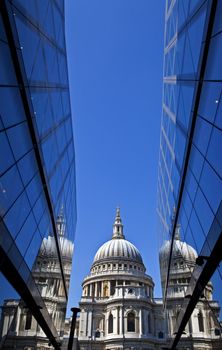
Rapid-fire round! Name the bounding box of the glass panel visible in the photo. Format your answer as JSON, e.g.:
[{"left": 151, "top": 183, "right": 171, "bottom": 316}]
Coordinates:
[
  {"left": 0, "top": 165, "right": 23, "bottom": 217},
  {"left": 15, "top": 212, "right": 37, "bottom": 256},
  {"left": 198, "top": 82, "right": 222, "bottom": 122},
  {"left": 17, "top": 150, "right": 38, "bottom": 186},
  {"left": 207, "top": 127, "right": 222, "bottom": 178},
  {"left": 0, "top": 132, "right": 15, "bottom": 175},
  {"left": 6, "top": 122, "right": 32, "bottom": 161},
  {"left": 0, "top": 41, "right": 17, "bottom": 84},
  {"left": 14, "top": 12, "right": 40, "bottom": 79},
  {"left": 0, "top": 88, "right": 26, "bottom": 128},
  {"left": 205, "top": 33, "right": 222, "bottom": 80},
  {"left": 4, "top": 191, "right": 31, "bottom": 239}
]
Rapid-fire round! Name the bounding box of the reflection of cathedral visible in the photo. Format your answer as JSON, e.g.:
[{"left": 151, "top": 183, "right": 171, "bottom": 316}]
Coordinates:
[
  {"left": 0, "top": 212, "right": 74, "bottom": 349},
  {"left": 76, "top": 209, "right": 221, "bottom": 350}
]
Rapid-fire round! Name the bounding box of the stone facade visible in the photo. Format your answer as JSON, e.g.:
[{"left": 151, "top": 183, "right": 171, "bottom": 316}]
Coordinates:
[
  {"left": 0, "top": 209, "right": 221, "bottom": 349},
  {"left": 76, "top": 209, "right": 221, "bottom": 350}
]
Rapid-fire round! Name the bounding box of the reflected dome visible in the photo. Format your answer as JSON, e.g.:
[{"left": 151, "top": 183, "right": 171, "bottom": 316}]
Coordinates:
[
  {"left": 159, "top": 238, "right": 197, "bottom": 263},
  {"left": 40, "top": 235, "right": 74, "bottom": 260}
]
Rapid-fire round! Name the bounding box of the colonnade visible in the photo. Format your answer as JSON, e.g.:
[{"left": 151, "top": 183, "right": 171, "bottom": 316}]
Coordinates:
[{"left": 83, "top": 280, "right": 153, "bottom": 299}]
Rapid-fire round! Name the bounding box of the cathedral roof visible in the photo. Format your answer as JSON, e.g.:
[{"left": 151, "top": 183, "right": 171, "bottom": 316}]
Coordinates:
[
  {"left": 40, "top": 235, "right": 74, "bottom": 260},
  {"left": 39, "top": 210, "right": 74, "bottom": 259},
  {"left": 159, "top": 225, "right": 197, "bottom": 263},
  {"left": 92, "top": 208, "right": 144, "bottom": 265}
]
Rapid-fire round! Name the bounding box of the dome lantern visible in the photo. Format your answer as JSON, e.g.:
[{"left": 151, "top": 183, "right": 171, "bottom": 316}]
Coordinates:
[{"left": 112, "top": 207, "right": 125, "bottom": 239}]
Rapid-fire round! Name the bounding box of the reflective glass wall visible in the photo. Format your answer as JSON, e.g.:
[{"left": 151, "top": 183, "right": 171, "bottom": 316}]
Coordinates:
[
  {"left": 158, "top": 0, "right": 222, "bottom": 348},
  {"left": 0, "top": 0, "right": 76, "bottom": 348}
]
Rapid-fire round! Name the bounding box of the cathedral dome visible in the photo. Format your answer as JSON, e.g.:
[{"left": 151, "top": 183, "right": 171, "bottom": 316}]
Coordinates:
[
  {"left": 39, "top": 211, "right": 74, "bottom": 260},
  {"left": 159, "top": 225, "right": 197, "bottom": 263},
  {"left": 93, "top": 238, "right": 143, "bottom": 264},
  {"left": 92, "top": 208, "right": 143, "bottom": 265},
  {"left": 40, "top": 235, "right": 74, "bottom": 260}
]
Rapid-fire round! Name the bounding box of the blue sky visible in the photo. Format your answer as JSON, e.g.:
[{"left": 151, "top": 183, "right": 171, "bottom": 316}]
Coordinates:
[{"left": 65, "top": 0, "right": 166, "bottom": 311}]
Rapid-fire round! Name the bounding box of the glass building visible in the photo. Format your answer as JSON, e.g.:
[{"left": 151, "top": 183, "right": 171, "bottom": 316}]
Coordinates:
[
  {"left": 0, "top": 0, "right": 76, "bottom": 349},
  {"left": 158, "top": 0, "right": 222, "bottom": 349}
]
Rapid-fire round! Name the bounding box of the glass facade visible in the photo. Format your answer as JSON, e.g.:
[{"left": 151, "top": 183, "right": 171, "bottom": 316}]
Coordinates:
[
  {"left": 158, "top": 0, "right": 222, "bottom": 348},
  {"left": 0, "top": 0, "right": 76, "bottom": 349}
]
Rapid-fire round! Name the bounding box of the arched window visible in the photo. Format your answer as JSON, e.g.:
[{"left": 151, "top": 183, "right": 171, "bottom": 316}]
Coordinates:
[
  {"left": 95, "top": 330, "right": 100, "bottom": 338},
  {"left": 127, "top": 312, "right": 135, "bottom": 332},
  {"left": 108, "top": 314, "right": 113, "bottom": 333},
  {"left": 103, "top": 283, "right": 109, "bottom": 297},
  {"left": 158, "top": 331, "right": 164, "bottom": 338},
  {"left": 198, "top": 311, "right": 204, "bottom": 332}
]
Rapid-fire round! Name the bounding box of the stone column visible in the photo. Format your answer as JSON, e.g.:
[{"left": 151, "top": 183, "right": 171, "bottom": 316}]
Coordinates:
[
  {"left": 117, "top": 306, "right": 120, "bottom": 334},
  {"left": 153, "top": 313, "right": 156, "bottom": 337},
  {"left": 15, "top": 307, "right": 21, "bottom": 334},
  {"left": 95, "top": 282, "right": 98, "bottom": 297},
  {"left": 85, "top": 310, "right": 88, "bottom": 336},
  {"left": 119, "top": 306, "right": 124, "bottom": 335},
  {"left": 101, "top": 281, "right": 104, "bottom": 297},
  {"left": 87, "top": 309, "right": 92, "bottom": 337},
  {"left": 139, "top": 309, "right": 142, "bottom": 336},
  {"left": 2, "top": 314, "right": 9, "bottom": 337}
]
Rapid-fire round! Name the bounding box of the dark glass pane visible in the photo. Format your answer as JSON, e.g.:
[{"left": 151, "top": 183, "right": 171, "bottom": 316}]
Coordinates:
[
  {"left": 14, "top": 12, "right": 40, "bottom": 79},
  {"left": 205, "top": 33, "right": 222, "bottom": 80},
  {"left": 193, "top": 117, "right": 212, "bottom": 156},
  {"left": 32, "top": 192, "right": 46, "bottom": 228},
  {"left": 17, "top": 150, "right": 38, "bottom": 186},
  {"left": 4, "top": 192, "right": 31, "bottom": 238},
  {"left": 194, "top": 188, "right": 214, "bottom": 237},
  {"left": 200, "top": 161, "right": 222, "bottom": 215},
  {"left": 0, "top": 41, "right": 17, "bottom": 84},
  {"left": 24, "top": 229, "right": 42, "bottom": 269},
  {"left": 0, "top": 88, "right": 26, "bottom": 128},
  {"left": 15, "top": 212, "right": 37, "bottom": 256},
  {"left": 26, "top": 173, "right": 42, "bottom": 207},
  {"left": 30, "top": 41, "right": 46, "bottom": 83},
  {"left": 212, "top": 0, "right": 222, "bottom": 36},
  {"left": 0, "top": 14, "right": 7, "bottom": 42},
  {"left": 186, "top": 4, "right": 206, "bottom": 74},
  {"left": 0, "top": 165, "right": 23, "bottom": 217},
  {"left": 207, "top": 127, "right": 222, "bottom": 178},
  {"left": 6, "top": 122, "right": 32, "bottom": 161},
  {"left": 44, "top": 41, "right": 59, "bottom": 84},
  {"left": 0, "top": 132, "right": 15, "bottom": 175},
  {"left": 13, "top": 0, "right": 38, "bottom": 21},
  {"left": 198, "top": 82, "right": 222, "bottom": 122}
]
